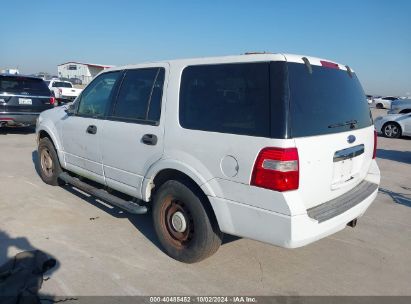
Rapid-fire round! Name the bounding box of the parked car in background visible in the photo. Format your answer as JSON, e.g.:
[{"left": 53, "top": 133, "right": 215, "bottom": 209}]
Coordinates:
[
  {"left": 36, "top": 53, "right": 380, "bottom": 263},
  {"left": 388, "top": 99, "right": 411, "bottom": 114},
  {"left": 46, "top": 80, "right": 83, "bottom": 105},
  {"left": 374, "top": 113, "right": 411, "bottom": 138},
  {"left": 0, "top": 74, "right": 55, "bottom": 127},
  {"left": 373, "top": 96, "right": 398, "bottom": 109}
]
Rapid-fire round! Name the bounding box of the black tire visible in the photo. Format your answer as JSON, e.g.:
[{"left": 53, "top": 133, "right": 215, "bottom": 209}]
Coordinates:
[
  {"left": 376, "top": 103, "right": 384, "bottom": 109},
  {"left": 382, "top": 122, "right": 402, "bottom": 138},
  {"left": 38, "top": 137, "right": 63, "bottom": 185},
  {"left": 152, "top": 179, "right": 222, "bottom": 263}
]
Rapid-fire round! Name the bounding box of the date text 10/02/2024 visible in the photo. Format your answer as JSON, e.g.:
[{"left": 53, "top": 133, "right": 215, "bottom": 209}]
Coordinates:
[{"left": 149, "top": 297, "right": 257, "bottom": 303}]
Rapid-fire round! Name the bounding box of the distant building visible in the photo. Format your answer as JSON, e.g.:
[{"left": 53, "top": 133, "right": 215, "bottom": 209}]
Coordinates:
[
  {"left": 57, "top": 62, "right": 113, "bottom": 84},
  {"left": 1, "top": 68, "right": 19, "bottom": 75}
]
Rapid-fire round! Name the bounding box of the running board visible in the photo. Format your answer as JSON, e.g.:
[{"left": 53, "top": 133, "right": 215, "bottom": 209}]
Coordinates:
[{"left": 59, "top": 172, "right": 147, "bottom": 214}]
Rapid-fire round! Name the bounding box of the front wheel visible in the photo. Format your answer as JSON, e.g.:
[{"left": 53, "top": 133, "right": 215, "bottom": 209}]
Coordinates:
[
  {"left": 38, "top": 137, "right": 63, "bottom": 185},
  {"left": 382, "top": 122, "right": 401, "bottom": 138},
  {"left": 152, "top": 180, "right": 222, "bottom": 263}
]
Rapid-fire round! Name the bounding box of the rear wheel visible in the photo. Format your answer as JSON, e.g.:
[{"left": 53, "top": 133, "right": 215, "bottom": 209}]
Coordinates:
[
  {"left": 38, "top": 137, "right": 63, "bottom": 185},
  {"left": 152, "top": 180, "right": 222, "bottom": 263},
  {"left": 382, "top": 122, "right": 401, "bottom": 138},
  {"left": 376, "top": 103, "right": 384, "bottom": 109}
]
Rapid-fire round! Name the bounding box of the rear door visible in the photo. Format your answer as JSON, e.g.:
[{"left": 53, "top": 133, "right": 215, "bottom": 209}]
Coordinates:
[
  {"left": 285, "top": 59, "right": 375, "bottom": 209},
  {"left": 0, "top": 76, "right": 53, "bottom": 113},
  {"left": 100, "top": 66, "right": 167, "bottom": 198}
]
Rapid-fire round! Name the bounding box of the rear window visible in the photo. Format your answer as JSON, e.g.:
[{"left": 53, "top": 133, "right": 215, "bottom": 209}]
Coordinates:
[
  {"left": 179, "top": 63, "right": 271, "bottom": 137},
  {"left": 287, "top": 63, "right": 372, "bottom": 137},
  {"left": 179, "top": 61, "right": 371, "bottom": 139},
  {"left": 52, "top": 81, "right": 72, "bottom": 88},
  {"left": 0, "top": 77, "right": 50, "bottom": 94}
]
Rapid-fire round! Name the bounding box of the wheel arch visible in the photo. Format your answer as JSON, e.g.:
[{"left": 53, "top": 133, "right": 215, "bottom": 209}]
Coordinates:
[
  {"left": 37, "top": 127, "right": 64, "bottom": 166},
  {"left": 146, "top": 167, "right": 221, "bottom": 231},
  {"left": 142, "top": 160, "right": 220, "bottom": 201}
]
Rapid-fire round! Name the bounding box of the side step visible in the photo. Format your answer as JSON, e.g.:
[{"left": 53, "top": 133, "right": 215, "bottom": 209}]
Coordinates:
[{"left": 59, "top": 172, "right": 148, "bottom": 214}]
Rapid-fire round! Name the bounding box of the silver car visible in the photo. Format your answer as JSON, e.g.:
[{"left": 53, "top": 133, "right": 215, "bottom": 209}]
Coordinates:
[
  {"left": 374, "top": 113, "right": 411, "bottom": 138},
  {"left": 388, "top": 99, "right": 411, "bottom": 114}
]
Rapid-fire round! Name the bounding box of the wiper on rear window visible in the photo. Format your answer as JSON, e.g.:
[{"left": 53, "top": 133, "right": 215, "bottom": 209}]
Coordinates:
[{"left": 328, "top": 120, "right": 358, "bottom": 129}]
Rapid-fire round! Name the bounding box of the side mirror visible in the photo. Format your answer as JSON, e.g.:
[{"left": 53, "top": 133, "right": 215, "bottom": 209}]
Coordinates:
[{"left": 65, "top": 103, "right": 76, "bottom": 115}]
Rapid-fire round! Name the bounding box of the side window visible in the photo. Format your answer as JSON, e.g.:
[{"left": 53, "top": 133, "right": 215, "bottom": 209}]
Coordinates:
[
  {"left": 179, "top": 63, "right": 270, "bottom": 137},
  {"left": 77, "top": 72, "right": 121, "bottom": 118},
  {"left": 111, "top": 68, "right": 165, "bottom": 123}
]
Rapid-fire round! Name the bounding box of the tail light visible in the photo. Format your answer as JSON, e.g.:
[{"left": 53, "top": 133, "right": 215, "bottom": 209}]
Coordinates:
[
  {"left": 251, "top": 147, "right": 299, "bottom": 192},
  {"left": 50, "top": 97, "right": 55, "bottom": 105},
  {"left": 373, "top": 130, "right": 377, "bottom": 159}
]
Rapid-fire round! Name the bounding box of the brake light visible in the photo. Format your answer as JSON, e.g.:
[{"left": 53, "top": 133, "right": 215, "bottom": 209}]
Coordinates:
[
  {"left": 320, "top": 60, "right": 339, "bottom": 69},
  {"left": 373, "top": 130, "right": 377, "bottom": 159},
  {"left": 251, "top": 147, "right": 299, "bottom": 192},
  {"left": 50, "top": 97, "right": 55, "bottom": 105}
]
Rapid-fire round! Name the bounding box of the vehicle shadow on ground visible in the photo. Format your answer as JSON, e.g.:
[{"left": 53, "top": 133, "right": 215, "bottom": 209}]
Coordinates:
[
  {"left": 32, "top": 151, "right": 41, "bottom": 177},
  {"left": 0, "top": 126, "right": 35, "bottom": 135},
  {"left": 62, "top": 186, "right": 240, "bottom": 249},
  {"left": 379, "top": 187, "right": 411, "bottom": 208},
  {"left": 31, "top": 151, "right": 240, "bottom": 249},
  {"left": 376, "top": 149, "right": 411, "bottom": 164}
]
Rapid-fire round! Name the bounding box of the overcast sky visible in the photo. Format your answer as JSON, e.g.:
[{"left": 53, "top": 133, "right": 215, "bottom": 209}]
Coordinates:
[{"left": 1, "top": 0, "right": 410, "bottom": 96}]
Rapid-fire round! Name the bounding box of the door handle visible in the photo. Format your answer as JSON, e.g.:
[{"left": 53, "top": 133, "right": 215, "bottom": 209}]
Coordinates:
[
  {"left": 86, "top": 125, "right": 97, "bottom": 134},
  {"left": 142, "top": 134, "right": 157, "bottom": 145}
]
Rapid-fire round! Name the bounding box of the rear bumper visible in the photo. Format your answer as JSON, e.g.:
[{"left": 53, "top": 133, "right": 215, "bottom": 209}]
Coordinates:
[
  {"left": 209, "top": 160, "right": 380, "bottom": 248},
  {"left": 0, "top": 113, "right": 40, "bottom": 126}
]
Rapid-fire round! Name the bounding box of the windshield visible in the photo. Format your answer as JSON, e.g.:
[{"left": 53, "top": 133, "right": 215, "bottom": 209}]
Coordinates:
[
  {"left": 286, "top": 62, "right": 372, "bottom": 137},
  {"left": 0, "top": 76, "right": 50, "bottom": 94}
]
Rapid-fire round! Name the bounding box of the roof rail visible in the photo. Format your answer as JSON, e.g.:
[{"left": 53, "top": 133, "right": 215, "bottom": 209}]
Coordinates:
[{"left": 243, "top": 51, "right": 272, "bottom": 55}]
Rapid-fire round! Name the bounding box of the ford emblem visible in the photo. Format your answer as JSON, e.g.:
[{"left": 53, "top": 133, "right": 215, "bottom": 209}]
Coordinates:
[{"left": 347, "top": 135, "right": 356, "bottom": 144}]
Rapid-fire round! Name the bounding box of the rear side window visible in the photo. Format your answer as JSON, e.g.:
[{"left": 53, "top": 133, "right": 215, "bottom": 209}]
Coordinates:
[
  {"left": 179, "top": 63, "right": 270, "bottom": 137},
  {"left": 0, "top": 77, "right": 50, "bottom": 94},
  {"left": 111, "top": 68, "right": 165, "bottom": 123},
  {"left": 287, "top": 63, "right": 372, "bottom": 137}
]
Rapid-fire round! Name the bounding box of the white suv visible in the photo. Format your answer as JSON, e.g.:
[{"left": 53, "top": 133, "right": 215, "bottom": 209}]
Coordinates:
[{"left": 36, "top": 53, "right": 380, "bottom": 263}]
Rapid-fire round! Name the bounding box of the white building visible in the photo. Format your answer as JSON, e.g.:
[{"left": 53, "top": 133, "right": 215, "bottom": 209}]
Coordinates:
[
  {"left": 57, "top": 62, "right": 113, "bottom": 84},
  {"left": 1, "top": 68, "right": 19, "bottom": 75}
]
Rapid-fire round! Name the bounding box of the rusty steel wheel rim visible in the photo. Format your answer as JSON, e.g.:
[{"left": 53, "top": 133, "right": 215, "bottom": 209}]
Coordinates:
[
  {"left": 40, "top": 148, "right": 54, "bottom": 178},
  {"left": 159, "top": 195, "right": 194, "bottom": 248}
]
